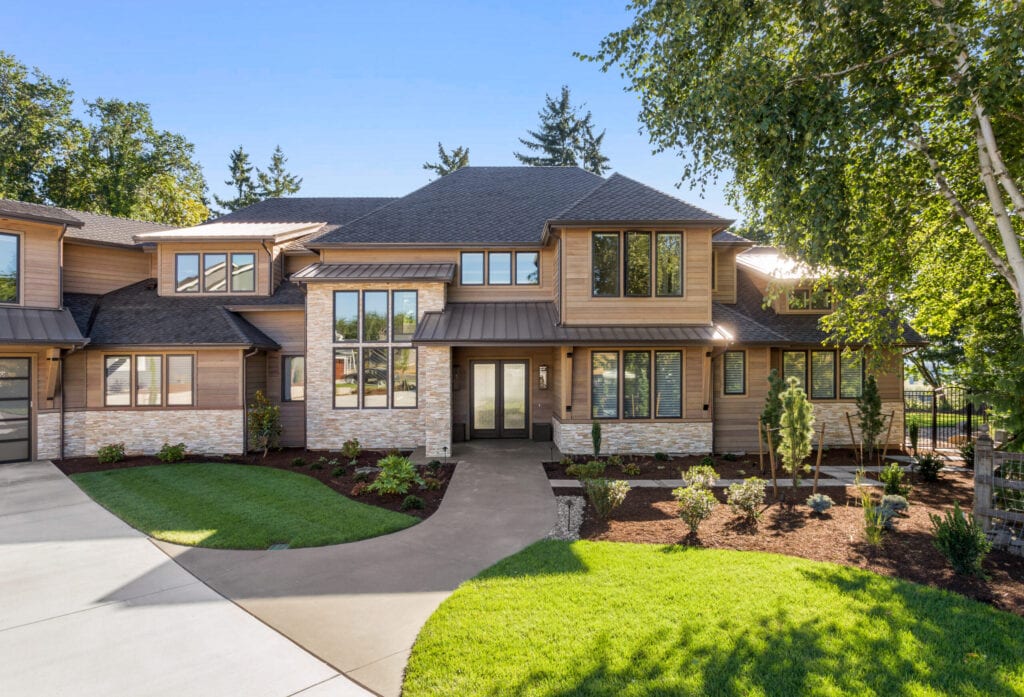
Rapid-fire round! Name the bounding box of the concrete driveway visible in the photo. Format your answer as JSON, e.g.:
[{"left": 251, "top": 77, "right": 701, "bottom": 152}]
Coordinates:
[{"left": 0, "top": 461, "right": 369, "bottom": 697}]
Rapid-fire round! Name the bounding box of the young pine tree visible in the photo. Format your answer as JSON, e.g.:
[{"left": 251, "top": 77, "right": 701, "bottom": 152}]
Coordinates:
[
  {"left": 777, "top": 377, "right": 815, "bottom": 490},
  {"left": 423, "top": 142, "right": 469, "bottom": 178},
  {"left": 857, "top": 375, "right": 884, "bottom": 465},
  {"left": 213, "top": 146, "right": 259, "bottom": 213},
  {"left": 760, "top": 369, "right": 786, "bottom": 451},
  {"left": 256, "top": 145, "right": 302, "bottom": 198},
  {"left": 514, "top": 85, "right": 610, "bottom": 174}
]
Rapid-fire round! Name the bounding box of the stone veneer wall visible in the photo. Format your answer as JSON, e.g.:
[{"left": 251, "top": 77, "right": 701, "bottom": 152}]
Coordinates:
[
  {"left": 553, "top": 418, "right": 714, "bottom": 455},
  {"left": 63, "top": 409, "right": 244, "bottom": 457},
  {"left": 36, "top": 411, "right": 61, "bottom": 460},
  {"left": 304, "top": 282, "right": 452, "bottom": 457},
  {"left": 811, "top": 401, "right": 905, "bottom": 448}
]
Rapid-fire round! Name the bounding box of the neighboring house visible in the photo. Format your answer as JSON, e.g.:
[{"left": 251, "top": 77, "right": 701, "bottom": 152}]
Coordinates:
[{"left": 0, "top": 168, "right": 921, "bottom": 463}]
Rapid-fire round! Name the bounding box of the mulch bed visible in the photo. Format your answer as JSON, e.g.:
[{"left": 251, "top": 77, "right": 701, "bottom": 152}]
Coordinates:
[
  {"left": 555, "top": 470, "right": 1024, "bottom": 618},
  {"left": 54, "top": 448, "right": 456, "bottom": 520}
]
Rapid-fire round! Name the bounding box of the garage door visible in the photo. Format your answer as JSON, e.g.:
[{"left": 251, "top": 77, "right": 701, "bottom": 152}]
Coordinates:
[{"left": 0, "top": 358, "right": 31, "bottom": 464}]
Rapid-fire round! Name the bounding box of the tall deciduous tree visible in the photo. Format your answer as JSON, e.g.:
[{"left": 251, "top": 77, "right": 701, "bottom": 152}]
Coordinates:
[
  {"left": 515, "top": 85, "right": 611, "bottom": 174},
  {"left": 256, "top": 145, "right": 302, "bottom": 198},
  {"left": 213, "top": 146, "right": 259, "bottom": 213},
  {"left": 423, "top": 142, "right": 470, "bottom": 178}
]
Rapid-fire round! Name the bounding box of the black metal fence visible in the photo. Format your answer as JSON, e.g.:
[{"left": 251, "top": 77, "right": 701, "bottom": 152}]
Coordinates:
[{"left": 904, "top": 385, "right": 986, "bottom": 450}]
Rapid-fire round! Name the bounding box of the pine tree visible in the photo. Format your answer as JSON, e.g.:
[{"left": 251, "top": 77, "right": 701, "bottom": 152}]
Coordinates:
[
  {"left": 778, "top": 377, "right": 815, "bottom": 490},
  {"left": 256, "top": 145, "right": 302, "bottom": 198},
  {"left": 857, "top": 375, "right": 885, "bottom": 465},
  {"left": 423, "top": 142, "right": 469, "bottom": 178},
  {"left": 760, "top": 369, "right": 786, "bottom": 450},
  {"left": 213, "top": 146, "right": 259, "bottom": 213},
  {"left": 514, "top": 86, "right": 610, "bottom": 174}
]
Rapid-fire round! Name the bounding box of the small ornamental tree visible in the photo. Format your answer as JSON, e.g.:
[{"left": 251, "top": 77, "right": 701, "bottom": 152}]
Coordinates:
[
  {"left": 247, "top": 390, "right": 281, "bottom": 458},
  {"left": 591, "top": 421, "right": 602, "bottom": 458},
  {"left": 857, "top": 375, "right": 884, "bottom": 465},
  {"left": 777, "top": 377, "right": 815, "bottom": 490},
  {"left": 760, "top": 369, "right": 786, "bottom": 451}
]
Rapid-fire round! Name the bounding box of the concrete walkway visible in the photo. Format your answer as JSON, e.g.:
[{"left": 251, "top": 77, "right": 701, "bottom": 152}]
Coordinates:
[
  {"left": 0, "top": 461, "right": 367, "bottom": 697},
  {"left": 156, "top": 440, "right": 557, "bottom": 697}
]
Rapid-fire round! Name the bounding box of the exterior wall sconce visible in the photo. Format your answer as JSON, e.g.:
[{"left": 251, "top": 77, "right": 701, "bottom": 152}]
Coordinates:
[{"left": 538, "top": 364, "right": 549, "bottom": 390}]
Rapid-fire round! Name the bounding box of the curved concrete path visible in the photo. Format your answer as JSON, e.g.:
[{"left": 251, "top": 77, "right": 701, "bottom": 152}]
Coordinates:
[{"left": 156, "top": 441, "right": 557, "bottom": 697}]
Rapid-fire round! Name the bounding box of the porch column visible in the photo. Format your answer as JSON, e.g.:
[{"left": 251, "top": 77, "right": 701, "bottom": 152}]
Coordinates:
[{"left": 424, "top": 345, "right": 452, "bottom": 457}]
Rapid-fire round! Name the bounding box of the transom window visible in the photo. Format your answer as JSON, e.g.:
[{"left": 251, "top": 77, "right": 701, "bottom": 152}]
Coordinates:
[
  {"left": 0, "top": 232, "right": 20, "bottom": 304},
  {"left": 175, "top": 252, "right": 256, "bottom": 293},
  {"left": 787, "top": 287, "right": 832, "bottom": 311},
  {"left": 781, "top": 349, "right": 864, "bottom": 399},
  {"left": 104, "top": 354, "right": 194, "bottom": 407},
  {"left": 592, "top": 231, "right": 683, "bottom": 297},
  {"left": 591, "top": 349, "right": 684, "bottom": 420},
  {"left": 460, "top": 250, "right": 540, "bottom": 286}
]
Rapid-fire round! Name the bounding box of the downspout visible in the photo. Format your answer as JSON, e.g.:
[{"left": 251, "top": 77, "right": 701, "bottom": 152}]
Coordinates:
[{"left": 58, "top": 225, "right": 67, "bottom": 305}]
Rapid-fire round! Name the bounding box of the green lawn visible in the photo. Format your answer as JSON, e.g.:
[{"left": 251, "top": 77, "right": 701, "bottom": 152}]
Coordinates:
[
  {"left": 404, "top": 541, "right": 1024, "bottom": 697},
  {"left": 905, "top": 411, "right": 963, "bottom": 429},
  {"left": 72, "top": 463, "right": 418, "bottom": 549}
]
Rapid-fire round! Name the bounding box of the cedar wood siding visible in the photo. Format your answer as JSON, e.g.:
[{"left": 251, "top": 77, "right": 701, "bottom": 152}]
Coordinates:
[
  {"left": 712, "top": 247, "right": 738, "bottom": 304},
  {"left": 558, "top": 227, "right": 713, "bottom": 326},
  {"left": 63, "top": 242, "right": 152, "bottom": 295},
  {"left": 285, "top": 253, "right": 317, "bottom": 275},
  {"left": 713, "top": 346, "right": 771, "bottom": 452},
  {"left": 238, "top": 309, "right": 306, "bottom": 447},
  {"left": 0, "top": 217, "right": 62, "bottom": 308},
  {"left": 156, "top": 241, "right": 273, "bottom": 297}
]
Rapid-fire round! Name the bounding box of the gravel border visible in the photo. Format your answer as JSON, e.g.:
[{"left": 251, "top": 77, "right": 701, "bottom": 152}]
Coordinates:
[{"left": 548, "top": 496, "right": 586, "bottom": 541}]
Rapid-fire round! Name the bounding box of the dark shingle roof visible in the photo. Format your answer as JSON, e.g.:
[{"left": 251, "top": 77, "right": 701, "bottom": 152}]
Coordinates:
[
  {"left": 550, "top": 173, "right": 732, "bottom": 226},
  {"left": 292, "top": 263, "right": 456, "bottom": 283},
  {"left": 414, "top": 302, "right": 728, "bottom": 345},
  {"left": 218, "top": 197, "right": 395, "bottom": 227},
  {"left": 712, "top": 230, "right": 754, "bottom": 245},
  {"left": 62, "top": 209, "right": 174, "bottom": 247},
  {"left": 0, "top": 199, "right": 82, "bottom": 227},
  {"left": 65, "top": 281, "right": 307, "bottom": 348},
  {"left": 0, "top": 306, "right": 87, "bottom": 345},
  {"left": 309, "top": 167, "right": 606, "bottom": 247}
]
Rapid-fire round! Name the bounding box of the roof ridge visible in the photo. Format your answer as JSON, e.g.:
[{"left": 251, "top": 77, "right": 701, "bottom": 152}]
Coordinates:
[{"left": 547, "top": 175, "right": 612, "bottom": 222}]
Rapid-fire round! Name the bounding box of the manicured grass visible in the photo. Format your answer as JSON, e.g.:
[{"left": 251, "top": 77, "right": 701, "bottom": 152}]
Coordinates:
[
  {"left": 905, "top": 411, "right": 963, "bottom": 429},
  {"left": 72, "top": 463, "right": 418, "bottom": 549},
  {"left": 404, "top": 541, "right": 1024, "bottom": 697}
]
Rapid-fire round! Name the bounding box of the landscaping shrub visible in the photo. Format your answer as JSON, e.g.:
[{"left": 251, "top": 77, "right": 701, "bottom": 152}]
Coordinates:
[
  {"left": 247, "top": 390, "right": 281, "bottom": 458},
  {"left": 699, "top": 455, "right": 715, "bottom": 468},
  {"left": 621, "top": 462, "right": 641, "bottom": 476},
  {"left": 857, "top": 375, "right": 884, "bottom": 465},
  {"left": 97, "top": 442, "right": 125, "bottom": 464},
  {"left": 778, "top": 377, "right": 814, "bottom": 488},
  {"left": 367, "top": 454, "right": 424, "bottom": 496},
  {"left": 930, "top": 501, "right": 991, "bottom": 577},
  {"left": 559, "top": 456, "right": 575, "bottom": 466},
  {"left": 726, "top": 477, "right": 767, "bottom": 522},
  {"left": 959, "top": 439, "right": 976, "bottom": 469},
  {"left": 316, "top": 456, "right": 338, "bottom": 471},
  {"left": 291, "top": 457, "right": 307, "bottom": 468},
  {"left": 348, "top": 458, "right": 359, "bottom": 467},
  {"left": 350, "top": 482, "right": 368, "bottom": 497},
  {"left": 427, "top": 459, "right": 443, "bottom": 474},
  {"left": 341, "top": 438, "right": 362, "bottom": 460},
  {"left": 862, "top": 492, "right": 885, "bottom": 546},
  {"left": 916, "top": 453, "right": 943, "bottom": 482},
  {"left": 682, "top": 464, "right": 718, "bottom": 488},
  {"left": 566, "top": 460, "right": 606, "bottom": 480},
  {"left": 331, "top": 466, "right": 346, "bottom": 478},
  {"left": 880, "top": 494, "right": 909, "bottom": 514},
  {"left": 421, "top": 476, "right": 442, "bottom": 491},
  {"left": 591, "top": 422, "right": 602, "bottom": 457},
  {"left": 607, "top": 454, "right": 623, "bottom": 468},
  {"left": 805, "top": 493, "right": 834, "bottom": 514},
  {"left": 760, "top": 368, "right": 785, "bottom": 449},
  {"left": 156, "top": 442, "right": 186, "bottom": 463},
  {"left": 879, "top": 463, "right": 910, "bottom": 496},
  {"left": 309, "top": 460, "right": 323, "bottom": 470},
  {"left": 401, "top": 494, "right": 425, "bottom": 511},
  {"left": 722, "top": 452, "right": 738, "bottom": 462},
  {"left": 583, "top": 478, "right": 631, "bottom": 520},
  {"left": 909, "top": 422, "right": 920, "bottom": 456},
  {"left": 354, "top": 470, "right": 371, "bottom": 483},
  {"left": 654, "top": 451, "right": 669, "bottom": 461},
  {"left": 673, "top": 485, "right": 717, "bottom": 534}
]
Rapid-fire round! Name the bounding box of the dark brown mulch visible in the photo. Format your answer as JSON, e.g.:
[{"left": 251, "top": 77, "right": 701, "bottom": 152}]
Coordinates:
[
  {"left": 556, "top": 470, "right": 1024, "bottom": 618},
  {"left": 54, "top": 448, "right": 456, "bottom": 520}
]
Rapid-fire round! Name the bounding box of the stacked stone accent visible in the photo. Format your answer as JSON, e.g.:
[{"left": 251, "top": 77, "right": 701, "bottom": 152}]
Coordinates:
[
  {"left": 304, "top": 282, "right": 452, "bottom": 457},
  {"left": 63, "top": 409, "right": 244, "bottom": 457},
  {"left": 35, "top": 411, "right": 61, "bottom": 460},
  {"left": 810, "top": 401, "right": 905, "bottom": 448},
  {"left": 553, "top": 418, "right": 713, "bottom": 455}
]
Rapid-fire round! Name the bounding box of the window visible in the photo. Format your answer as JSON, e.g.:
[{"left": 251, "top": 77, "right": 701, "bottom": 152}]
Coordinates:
[
  {"left": 840, "top": 351, "right": 864, "bottom": 398},
  {"left": 591, "top": 351, "right": 619, "bottom": 418},
  {"left": 461, "top": 252, "right": 484, "bottom": 285},
  {"left": 334, "top": 348, "right": 358, "bottom": 408},
  {"left": 135, "top": 355, "right": 163, "bottom": 406},
  {"left": 810, "top": 351, "right": 836, "bottom": 400},
  {"left": 392, "top": 348, "right": 417, "bottom": 408},
  {"left": 203, "top": 253, "right": 227, "bottom": 292},
  {"left": 623, "top": 351, "right": 651, "bottom": 419},
  {"left": 655, "top": 232, "right": 683, "bottom": 297},
  {"left": 334, "top": 291, "right": 358, "bottom": 342},
  {"left": 782, "top": 350, "right": 807, "bottom": 390},
  {"left": 363, "top": 290, "right": 389, "bottom": 342},
  {"left": 104, "top": 356, "right": 131, "bottom": 406},
  {"left": 625, "top": 231, "right": 652, "bottom": 297},
  {"left": 723, "top": 351, "right": 745, "bottom": 395},
  {"left": 362, "top": 348, "right": 388, "bottom": 408},
  {"left": 0, "top": 232, "right": 19, "bottom": 303},
  {"left": 392, "top": 291, "right": 418, "bottom": 342},
  {"left": 230, "top": 253, "right": 255, "bottom": 292},
  {"left": 788, "top": 288, "right": 831, "bottom": 310},
  {"left": 167, "top": 355, "right": 194, "bottom": 406},
  {"left": 516, "top": 252, "right": 539, "bottom": 285},
  {"left": 488, "top": 252, "right": 512, "bottom": 285},
  {"left": 175, "top": 254, "right": 200, "bottom": 293},
  {"left": 655, "top": 351, "right": 682, "bottom": 418},
  {"left": 282, "top": 356, "right": 304, "bottom": 402},
  {"left": 592, "top": 233, "right": 620, "bottom": 297}
]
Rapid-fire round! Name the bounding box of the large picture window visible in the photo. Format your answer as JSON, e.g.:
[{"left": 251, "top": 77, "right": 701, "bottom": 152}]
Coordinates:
[
  {"left": 282, "top": 356, "right": 304, "bottom": 402},
  {"left": 623, "top": 351, "right": 651, "bottom": 419},
  {"left": 392, "top": 348, "right": 417, "bottom": 408},
  {"left": 840, "top": 351, "right": 864, "bottom": 398},
  {"left": 592, "top": 233, "right": 620, "bottom": 297},
  {"left": 625, "top": 231, "right": 651, "bottom": 297},
  {"left": 104, "top": 353, "right": 192, "bottom": 407},
  {"left": 655, "top": 351, "right": 683, "bottom": 418},
  {"left": 0, "top": 232, "right": 19, "bottom": 303},
  {"left": 334, "top": 291, "right": 359, "bottom": 342},
  {"left": 655, "top": 232, "right": 683, "bottom": 296},
  {"left": 392, "top": 291, "right": 418, "bottom": 342},
  {"left": 591, "top": 351, "right": 619, "bottom": 418},
  {"left": 362, "top": 290, "right": 389, "bottom": 342},
  {"left": 334, "top": 348, "right": 358, "bottom": 408},
  {"left": 723, "top": 351, "right": 746, "bottom": 395},
  {"left": 810, "top": 350, "right": 836, "bottom": 399},
  {"left": 175, "top": 254, "right": 200, "bottom": 293},
  {"left": 782, "top": 350, "right": 807, "bottom": 391}
]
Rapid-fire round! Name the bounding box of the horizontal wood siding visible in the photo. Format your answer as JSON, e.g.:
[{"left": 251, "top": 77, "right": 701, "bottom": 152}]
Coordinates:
[
  {"left": 156, "top": 241, "right": 271, "bottom": 297},
  {"left": 237, "top": 309, "right": 305, "bottom": 353},
  {"left": 712, "top": 247, "right": 738, "bottom": 303},
  {"left": 0, "top": 218, "right": 62, "bottom": 308},
  {"left": 239, "top": 310, "right": 306, "bottom": 447},
  {"left": 713, "top": 346, "right": 770, "bottom": 452},
  {"left": 285, "top": 254, "right": 316, "bottom": 275},
  {"left": 559, "top": 227, "right": 713, "bottom": 326},
  {"left": 63, "top": 242, "right": 151, "bottom": 294}
]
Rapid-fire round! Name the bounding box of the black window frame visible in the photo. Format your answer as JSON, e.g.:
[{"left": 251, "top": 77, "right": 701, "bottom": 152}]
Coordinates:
[
  {"left": 391, "top": 290, "right": 418, "bottom": 342},
  {"left": 624, "top": 231, "right": 652, "bottom": 298},
  {"left": 460, "top": 251, "right": 485, "bottom": 285},
  {"left": 515, "top": 251, "right": 540, "bottom": 285},
  {"left": 723, "top": 350, "right": 746, "bottom": 395},
  {"left": 622, "top": 350, "right": 652, "bottom": 419},
  {"left": 590, "top": 350, "right": 620, "bottom": 419},
  {"left": 810, "top": 350, "right": 836, "bottom": 400},
  {"left": 333, "top": 347, "right": 360, "bottom": 409},
  {"left": 175, "top": 253, "right": 201, "bottom": 294},
  {"left": 229, "top": 252, "right": 256, "bottom": 293},
  {"left": 282, "top": 355, "right": 305, "bottom": 403},
  {"left": 782, "top": 350, "right": 808, "bottom": 391},
  {"left": 654, "top": 350, "right": 683, "bottom": 418},
  {"left": 361, "top": 347, "right": 389, "bottom": 409},
  {"left": 333, "top": 291, "right": 360, "bottom": 342},
  {"left": 361, "top": 289, "right": 390, "bottom": 343},
  {"left": 839, "top": 351, "right": 865, "bottom": 399},
  {"left": 591, "top": 232, "right": 621, "bottom": 298},
  {"left": 202, "top": 252, "right": 228, "bottom": 293},
  {"left": 391, "top": 347, "right": 418, "bottom": 409},
  {"left": 655, "top": 231, "right": 684, "bottom": 298},
  {"left": 0, "top": 231, "right": 21, "bottom": 304},
  {"left": 488, "top": 251, "right": 513, "bottom": 286}
]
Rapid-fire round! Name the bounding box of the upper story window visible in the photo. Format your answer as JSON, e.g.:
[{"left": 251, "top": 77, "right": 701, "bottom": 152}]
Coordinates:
[
  {"left": 787, "top": 287, "right": 831, "bottom": 311},
  {"left": 516, "top": 252, "right": 539, "bottom": 284},
  {"left": 488, "top": 252, "right": 512, "bottom": 285},
  {"left": 176, "top": 252, "right": 255, "bottom": 293},
  {"left": 461, "top": 252, "right": 484, "bottom": 285},
  {"left": 592, "top": 231, "right": 683, "bottom": 298},
  {"left": 461, "top": 250, "right": 540, "bottom": 286},
  {"left": 0, "top": 232, "right": 20, "bottom": 304}
]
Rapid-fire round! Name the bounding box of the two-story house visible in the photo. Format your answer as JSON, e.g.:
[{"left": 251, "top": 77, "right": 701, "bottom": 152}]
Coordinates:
[{"left": 0, "top": 167, "right": 920, "bottom": 463}]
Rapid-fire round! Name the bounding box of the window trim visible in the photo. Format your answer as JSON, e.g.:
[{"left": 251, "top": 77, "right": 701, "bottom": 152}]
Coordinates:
[
  {"left": 590, "top": 350, "right": 620, "bottom": 419},
  {"left": 361, "top": 289, "right": 390, "bottom": 343},
  {"left": 810, "top": 350, "right": 837, "bottom": 400},
  {"left": 0, "top": 230, "right": 22, "bottom": 305},
  {"left": 654, "top": 350, "right": 684, "bottom": 418},
  {"left": 332, "top": 347, "right": 360, "bottom": 409},
  {"left": 391, "top": 347, "right": 418, "bottom": 409},
  {"left": 624, "top": 231, "right": 652, "bottom": 298},
  {"left": 460, "top": 251, "right": 485, "bottom": 286},
  {"left": 202, "top": 252, "right": 228, "bottom": 293},
  {"left": 487, "top": 251, "right": 513, "bottom": 286},
  {"left": 134, "top": 354, "right": 164, "bottom": 407},
  {"left": 174, "top": 253, "right": 201, "bottom": 294},
  {"left": 103, "top": 352, "right": 196, "bottom": 408},
  {"left": 229, "top": 252, "right": 257, "bottom": 293},
  {"left": 591, "top": 232, "right": 621, "bottom": 298},
  {"left": 166, "top": 354, "right": 195, "bottom": 407},
  {"left": 361, "top": 347, "right": 389, "bottom": 409},
  {"left": 514, "top": 251, "right": 540, "bottom": 285},
  {"left": 622, "top": 350, "right": 652, "bottom": 419},
  {"left": 333, "top": 290, "right": 360, "bottom": 343},
  {"left": 281, "top": 355, "right": 305, "bottom": 403},
  {"left": 103, "top": 355, "right": 133, "bottom": 407},
  {"left": 782, "top": 350, "right": 808, "bottom": 391},
  {"left": 391, "top": 290, "right": 418, "bottom": 342},
  {"left": 723, "top": 350, "right": 747, "bottom": 396},
  {"left": 654, "top": 231, "right": 684, "bottom": 298},
  {"left": 839, "top": 350, "right": 866, "bottom": 400}
]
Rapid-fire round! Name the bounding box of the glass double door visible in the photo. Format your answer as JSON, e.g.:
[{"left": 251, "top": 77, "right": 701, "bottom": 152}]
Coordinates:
[
  {"left": 470, "top": 360, "right": 528, "bottom": 439},
  {"left": 0, "top": 358, "right": 31, "bottom": 464}
]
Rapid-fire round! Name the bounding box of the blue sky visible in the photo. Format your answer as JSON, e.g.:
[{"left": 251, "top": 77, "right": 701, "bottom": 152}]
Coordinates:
[{"left": 6, "top": 0, "right": 737, "bottom": 218}]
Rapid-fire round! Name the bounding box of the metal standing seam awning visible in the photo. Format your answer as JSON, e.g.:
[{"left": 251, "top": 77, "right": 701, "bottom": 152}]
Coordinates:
[
  {"left": 291, "top": 262, "right": 456, "bottom": 283},
  {"left": 0, "top": 307, "right": 88, "bottom": 346}
]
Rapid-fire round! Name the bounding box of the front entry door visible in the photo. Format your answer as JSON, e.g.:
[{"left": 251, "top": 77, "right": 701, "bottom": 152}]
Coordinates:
[
  {"left": 0, "top": 358, "right": 31, "bottom": 464},
  {"left": 470, "top": 360, "right": 528, "bottom": 438}
]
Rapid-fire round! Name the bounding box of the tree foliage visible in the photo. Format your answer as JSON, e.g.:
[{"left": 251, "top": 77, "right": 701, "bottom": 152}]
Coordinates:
[
  {"left": 778, "top": 377, "right": 815, "bottom": 489},
  {"left": 857, "top": 375, "right": 885, "bottom": 465},
  {"left": 247, "top": 390, "right": 281, "bottom": 458},
  {"left": 423, "top": 142, "right": 470, "bottom": 178},
  {"left": 213, "top": 146, "right": 260, "bottom": 213},
  {"left": 759, "top": 368, "right": 785, "bottom": 449},
  {"left": 515, "top": 85, "right": 610, "bottom": 174},
  {"left": 256, "top": 145, "right": 302, "bottom": 198}
]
